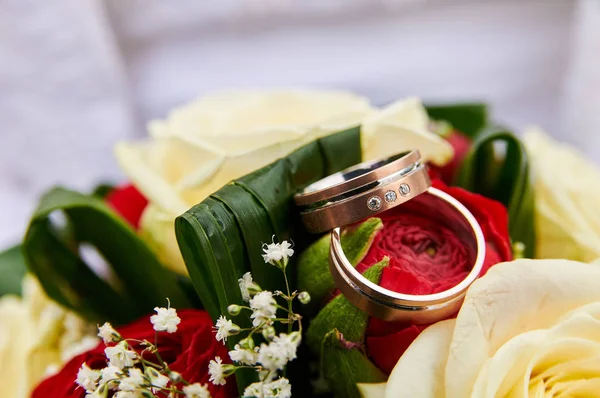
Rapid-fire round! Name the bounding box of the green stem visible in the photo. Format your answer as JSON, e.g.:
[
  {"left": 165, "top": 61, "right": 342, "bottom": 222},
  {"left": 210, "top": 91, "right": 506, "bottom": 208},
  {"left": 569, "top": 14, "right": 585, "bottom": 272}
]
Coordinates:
[{"left": 283, "top": 270, "right": 293, "bottom": 334}]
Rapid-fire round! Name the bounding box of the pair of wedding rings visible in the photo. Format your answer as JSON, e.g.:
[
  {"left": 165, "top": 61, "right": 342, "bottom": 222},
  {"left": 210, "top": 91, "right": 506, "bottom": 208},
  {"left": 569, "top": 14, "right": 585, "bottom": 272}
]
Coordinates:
[{"left": 294, "top": 150, "right": 485, "bottom": 324}]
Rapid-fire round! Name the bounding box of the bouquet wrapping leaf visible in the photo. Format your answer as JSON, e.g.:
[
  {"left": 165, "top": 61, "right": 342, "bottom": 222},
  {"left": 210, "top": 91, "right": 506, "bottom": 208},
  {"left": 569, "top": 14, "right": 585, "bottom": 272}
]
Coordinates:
[
  {"left": 23, "top": 188, "right": 192, "bottom": 324},
  {"left": 456, "top": 126, "right": 536, "bottom": 257}
]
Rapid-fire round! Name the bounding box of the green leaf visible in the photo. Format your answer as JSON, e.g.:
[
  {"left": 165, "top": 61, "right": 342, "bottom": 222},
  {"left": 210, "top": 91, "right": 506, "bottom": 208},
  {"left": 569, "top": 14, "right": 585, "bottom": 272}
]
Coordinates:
[
  {"left": 23, "top": 187, "right": 192, "bottom": 324},
  {"left": 175, "top": 127, "right": 362, "bottom": 393},
  {"left": 321, "top": 329, "right": 387, "bottom": 398},
  {"left": 426, "top": 103, "right": 488, "bottom": 138},
  {"left": 455, "top": 126, "right": 536, "bottom": 257},
  {"left": 175, "top": 126, "right": 362, "bottom": 318},
  {"left": 0, "top": 245, "right": 28, "bottom": 296},
  {"left": 307, "top": 258, "right": 388, "bottom": 356},
  {"left": 91, "top": 183, "right": 116, "bottom": 199},
  {"left": 297, "top": 218, "right": 383, "bottom": 313}
]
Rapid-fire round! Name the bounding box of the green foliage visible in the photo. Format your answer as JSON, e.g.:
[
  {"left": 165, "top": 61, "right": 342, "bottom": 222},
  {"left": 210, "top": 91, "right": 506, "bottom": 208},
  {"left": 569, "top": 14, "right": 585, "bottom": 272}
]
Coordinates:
[
  {"left": 456, "top": 126, "right": 536, "bottom": 257},
  {"left": 23, "top": 187, "right": 193, "bottom": 325},
  {"left": 297, "top": 218, "right": 383, "bottom": 313},
  {"left": 313, "top": 262, "right": 388, "bottom": 398},
  {"left": 175, "top": 127, "right": 362, "bottom": 392},
  {"left": 426, "top": 103, "right": 488, "bottom": 138},
  {"left": 307, "top": 259, "right": 388, "bottom": 356}
]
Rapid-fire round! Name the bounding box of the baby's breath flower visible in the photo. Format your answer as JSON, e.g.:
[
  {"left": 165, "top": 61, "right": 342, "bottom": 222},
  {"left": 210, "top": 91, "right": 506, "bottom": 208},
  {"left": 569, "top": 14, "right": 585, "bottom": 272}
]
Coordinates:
[
  {"left": 229, "top": 344, "right": 259, "bottom": 365},
  {"left": 214, "top": 315, "right": 240, "bottom": 343},
  {"left": 262, "top": 239, "right": 294, "bottom": 267},
  {"left": 238, "top": 272, "right": 261, "bottom": 302},
  {"left": 273, "top": 332, "right": 301, "bottom": 362},
  {"left": 243, "top": 382, "right": 264, "bottom": 398},
  {"left": 257, "top": 342, "right": 288, "bottom": 372},
  {"left": 249, "top": 291, "right": 277, "bottom": 328},
  {"left": 258, "top": 369, "right": 276, "bottom": 383},
  {"left": 183, "top": 383, "right": 212, "bottom": 398},
  {"left": 150, "top": 306, "right": 181, "bottom": 333},
  {"left": 262, "top": 326, "right": 276, "bottom": 340},
  {"left": 100, "top": 365, "right": 122, "bottom": 389},
  {"left": 264, "top": 377, "right": 292, "bottom": 398},
  {"left": 76, "top": 363, "right": 101, "bottom": 392},
  {"left": 298, "top": 291, "right": 311, "bottom": 304},
  {"left": 208, "top": 357, "right": 226, "bottom": 386},
  {"left": 145, "top": 367, "right": 169, "bottom": 392},
  {"left": 105, "top": 341, "right": 138, "bottom": 369},
  {"left": 119, "top": 368, "right": 145, "bottom": 391},
  {"left": 85, "top": 383, "right": 109, "bottom": 398},
  {"left": 114, "top": 391, "right": 142, "bottom": 398},
  {"left": 168, "top": 371, "right": 182, "bottom": 383},
  {"left": 97, "top": 322, "right": 120, "bottom": 344}
]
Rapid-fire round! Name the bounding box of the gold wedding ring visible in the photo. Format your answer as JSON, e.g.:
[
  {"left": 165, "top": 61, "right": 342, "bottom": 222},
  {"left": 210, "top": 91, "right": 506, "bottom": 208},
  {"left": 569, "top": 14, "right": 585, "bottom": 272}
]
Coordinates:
[
  {"left": 295, "top": 150, "right": 431, "bottom": 234},
  {"left": 328, "top": 188, "right": 486, "bottom": 323},
  {"left": 295, "top": 151, "right": 486, "bottom": 323}
]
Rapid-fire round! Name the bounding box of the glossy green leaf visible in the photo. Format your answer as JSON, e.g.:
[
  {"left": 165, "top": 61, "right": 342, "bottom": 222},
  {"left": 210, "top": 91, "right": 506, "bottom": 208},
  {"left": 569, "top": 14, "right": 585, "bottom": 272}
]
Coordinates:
[
  {"left": 175, "top": 127, "right": 362, "bottom": 393},
  {"left": 455, "top": 126, "right": 536, "bottom": 257},
  {"left": 0, "top": 245, "right": 28, "bottom": 296},
  {"left": 307, "top": 258, "right": 388, "bottom": 356},
  {"left": 426, "top": 103, "right": 488, "bottom": 138},
  {"left": 297, "top": 218, "right": 383, "bottom": 313},
  {"left": 23, "top": 187, "right": 192, "bottom": 324},
  {"left": 175, "top": 126, "right": 361, "bottom": 320}
]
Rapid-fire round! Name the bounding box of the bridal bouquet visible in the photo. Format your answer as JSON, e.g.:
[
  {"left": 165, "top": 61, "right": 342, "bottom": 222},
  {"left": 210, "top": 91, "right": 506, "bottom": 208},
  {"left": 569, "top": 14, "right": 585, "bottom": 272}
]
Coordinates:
[{"left": 1, "top": 90, "right": 599, "bottom": 398}]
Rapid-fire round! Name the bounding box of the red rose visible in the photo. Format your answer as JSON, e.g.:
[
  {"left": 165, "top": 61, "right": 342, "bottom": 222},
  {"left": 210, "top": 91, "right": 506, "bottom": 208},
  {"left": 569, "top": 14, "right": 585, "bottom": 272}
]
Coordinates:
[
  {"left": 429, "top": 130, "right": 472, "bottom": 184},
  {"left": 106, "top": 184, "right": 148, "bottom": 229},
  {"left": 32, "top": 310, "right": 237, "bottom": 398},
  {"left": 359, "top": 180, "right": 512, "bottom": 374}
]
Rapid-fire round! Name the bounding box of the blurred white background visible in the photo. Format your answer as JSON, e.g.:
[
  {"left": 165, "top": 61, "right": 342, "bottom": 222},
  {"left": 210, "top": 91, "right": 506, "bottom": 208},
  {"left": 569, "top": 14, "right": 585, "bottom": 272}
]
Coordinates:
[{"left": 1, "top": 0, "right": 599, "bottom": 247}]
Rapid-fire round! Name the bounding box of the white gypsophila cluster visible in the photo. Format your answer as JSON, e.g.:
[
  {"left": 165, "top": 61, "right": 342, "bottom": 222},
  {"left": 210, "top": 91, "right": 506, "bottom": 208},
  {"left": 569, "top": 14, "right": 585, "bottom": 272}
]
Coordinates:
[
  {"left": 249, "top": 291, "right": 278, "bottom": 327},
  {"left": 239, "top": 272, "right": 260, "bottom": 302},
  {"left": 150, "top": 306, "right": 181, "bottom": 333},
  {"left": 229, "top": 343, "right": 259, "bottom": 365},
  {"left": 208, "top": 356, "right": 226, "bottom": 386},
  {"left": 214, "top": 315, "right": 240, "bottom": 343},
  {"left": 97, "top": 322, "right": 120, "bottom": 344},
  {"left": 207, "top": 238, "right": 311, "bottom": 397},
  {"left": 182, "top": 383, "right": 212, "bottom": 398},
  {"left": 262, "top": 238, "right": 294, "bottom": 267},
  {"left": 243, "top": 377, "right": 292, "bottom": 398},
  {"left": 75, "top": 303, "right": 213, "bottom": 398},
  {"left": 105, "top": 341, "right": 138, "bottom": 369}
]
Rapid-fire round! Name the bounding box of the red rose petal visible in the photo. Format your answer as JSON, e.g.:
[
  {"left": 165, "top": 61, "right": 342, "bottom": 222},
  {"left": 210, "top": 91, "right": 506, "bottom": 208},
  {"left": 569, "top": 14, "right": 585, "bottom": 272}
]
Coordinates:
[
  {"left": 366, "top": 324, "right": 428, "bottom": 374},
  {"left": 106, "top": 184, "right": 148, "bottom": 229},
  {"left": 362, "top": 179, "right": 512, "bottom": 374},
  {"left": 32, "top": 310, "right": 237, "bottom": 398}
]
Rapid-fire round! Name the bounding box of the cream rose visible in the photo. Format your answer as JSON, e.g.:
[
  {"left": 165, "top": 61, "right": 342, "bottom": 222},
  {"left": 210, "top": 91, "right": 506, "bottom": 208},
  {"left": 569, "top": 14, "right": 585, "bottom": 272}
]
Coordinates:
[
  {"left": 0, "top": 275, "right": 98, "bottom": 398},
  {"left": 359, "top": 259, "right": 600, "bottom": 397},
  {"left": 116, "top": 90, "right": 452, "bottom": 274},
  {"left": 524, "top": 128, "right": 600, "bottom": 261}
]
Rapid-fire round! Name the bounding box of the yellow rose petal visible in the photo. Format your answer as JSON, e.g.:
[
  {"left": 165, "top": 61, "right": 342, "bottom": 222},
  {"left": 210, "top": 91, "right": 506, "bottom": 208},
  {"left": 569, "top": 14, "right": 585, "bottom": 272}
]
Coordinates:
[
  {"left": 115, "top": 139, "right": 209, "bottom": 215},
  {"left": 386, "top": 319, "right": 456, "bottom": 398},
  {"left": 362, "top": 98, "right": 453, "bottom": 165},
  {"left": 357, "top": 382, "right": 387, "bottom": 398},
  {"left": 446, "top": 259, "right": 600, "bottom": 397},
  {"left": 524, "top": 128, "right": 600, "bottom": 261}
]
